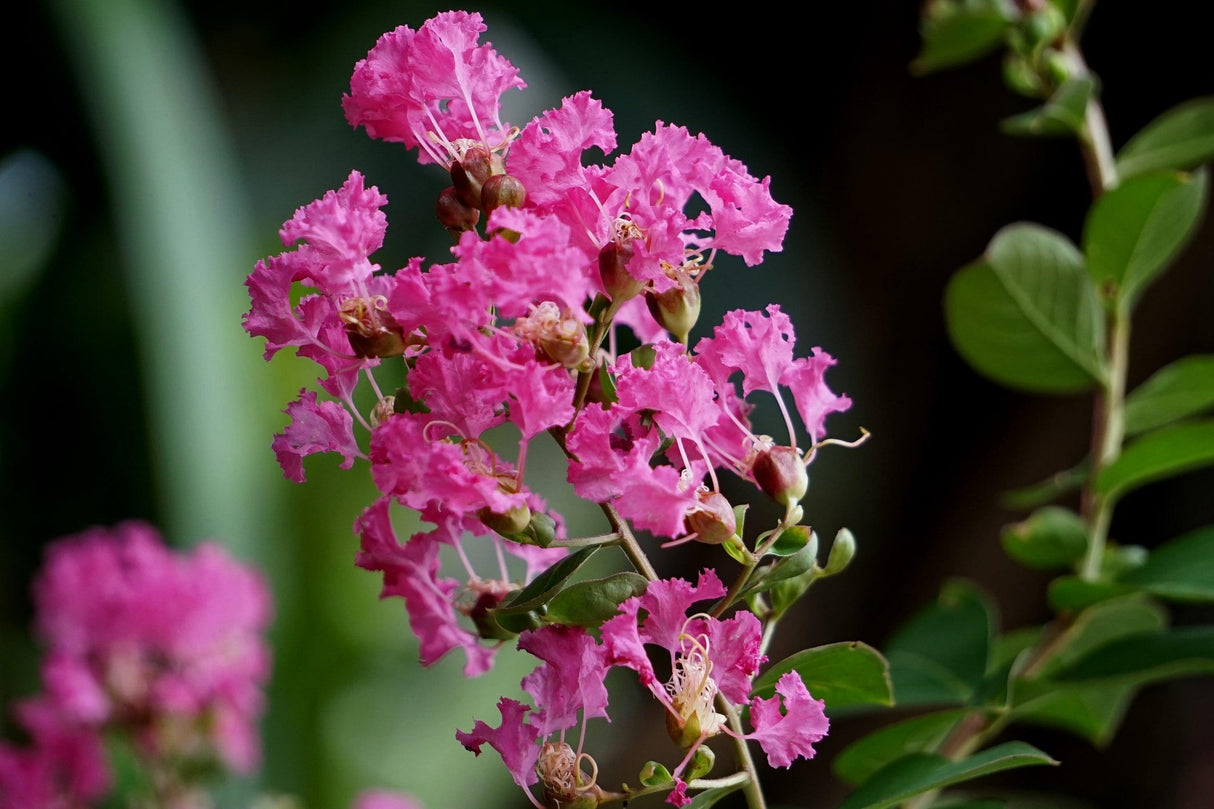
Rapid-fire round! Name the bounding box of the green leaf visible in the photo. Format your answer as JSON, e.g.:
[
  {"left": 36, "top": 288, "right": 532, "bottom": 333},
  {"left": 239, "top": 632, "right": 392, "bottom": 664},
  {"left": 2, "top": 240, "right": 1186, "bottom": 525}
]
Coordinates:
[
  {"left": 1124, "top": 355, "right": 1214, "bottom": 436},
  {"left": 544, "top": 572, "right": 647, "bottom": 626},
  {"left": 769, "top": 524, "right": 811, "bottom": 556},
  {"left": 1008, "top": 681, "right": 1135, "bottom": 746},
  {"left": 1120, "top": 526, "right": 1214, "bottom": 602},
  {"left": 1083, "top": 168, "right": 1208, "bottom": 306},
  {"left": 1116, "top": 96, "right": 1214, "bottom": 180},
  {"left": 885, "top": 581, "right": 995, "bottom": 706},
  {"left": 945, "top": 224, "right": 1106, "bottom": 393},
  {"left": 913, "top": 1, "right": 1015, "bottom": 76},
  {"left": 685, "top": 782, "right": 745, "bottom": 809},
  {"left": 1001, "top": 506, "right": 1088, "bottom": 570},
  {"left": 1046, "top": 627, "right": 1214, "bottom": 687},
  {"left": 1047, "top": 576, "right": 1136, "bottom": 612},
  {"left": 1001, "top": 460, "right": 1088, "bottom": 509},
  {"left": 741, "top": 535, "right": 819, "bottom": 597},
  {"left": 837, "top": 742, "right": 1057, "bottom": 809},
  {"left": 639, "top": 761, "right": 674, "bottom": 787},
  {"left": 1095, "top": 419, "right": 1214, "bottom": 501},
  {"left": 1001, "top": 78, "right": 1093, "bottom": 137},
  {"left": 833, "top": 709, "right": 971, "bottom": 786},
  {"left": 497, "top": 547, "right": 598, "bottom": 614},
  {"left": 751, "top": 642, "right": 893, "bottom": 711}
]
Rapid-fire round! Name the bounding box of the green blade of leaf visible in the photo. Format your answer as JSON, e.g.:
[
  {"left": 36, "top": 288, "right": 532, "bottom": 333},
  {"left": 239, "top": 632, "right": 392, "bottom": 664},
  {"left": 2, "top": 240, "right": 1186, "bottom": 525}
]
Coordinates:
[
  {"left": 945, "top": 224, "right": 1107, "bottom": 393},
  {"left": 1001, "top": 506, "right": 1089, "bottom": 570},
  {"left": 685, "top": 782, "right": 745, "bottom": 809},
  {"left": 751, "top": 642, "right": 893, "bottom": 711},
  {"left": 884, "top": 580, "right": 995, "bottom": 705},
  {"left": 1047, "top": 577, "right": 1136, "bottom": 612},
  {"left": 1120, "top": 526, "right": 1214, "bottom": 602},
  {"left": 1083, "top": 168, "right": 1208, "bottom": 306},
  {"left": 1095, "top": 419, "right": 1214, "bottom": 501},
  {"left": 833, "top": 709, "right": 971, "bottom": 786},
  {"left": 837, "top": 742, "right": 1057, "bottom": 809},
  {"left": 543, "top": 572, "right": 647, "bottom": 627},
  {"left": 1124, "top": 355, "right": 1214, "bottom": 436},
  {"left": 1116, "top": 96, "right": 1214, "bottom": 180},
  {"left": 1008, "top": 681, "right": 1136, "bottom": 746},
  {"left": 1000, "top": 460, "right": 1089, "bottom": 509},
  {"left": 497, "top": 546, "right": 598, "bottom": 614},
  {"left": 912, "top": 2, "right": 1014, "bottom": 76},
  {"left": 1001, "top": 78, "right": 1094, "bottom": 138},
  {"left": 1048, "top": 626, "right": 1214, "bottom": 685}
]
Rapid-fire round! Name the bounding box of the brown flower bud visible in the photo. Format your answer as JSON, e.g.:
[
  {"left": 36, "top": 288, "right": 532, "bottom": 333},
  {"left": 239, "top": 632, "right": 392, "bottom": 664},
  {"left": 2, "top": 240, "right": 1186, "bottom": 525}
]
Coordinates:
[
  {"left": 450, "top": 146, "right": 505, "bottom": 209},
  {"left": 339, "top": 296, "right": 407, "bottom": 358},
  {"left": 752, "top": 445, "right": 808, "bottom": 507},
  {"left": 436, "top": 186, "right": 480, "bottom": 235},
  {"left": 684, "top": 491, "right": 736, "bottom": 545},
  {"left": 598, "top": 240, "right": 644, "bottom": 303},
  {"left": 481, "top": 174, "right": 527, "bottom": 213}
]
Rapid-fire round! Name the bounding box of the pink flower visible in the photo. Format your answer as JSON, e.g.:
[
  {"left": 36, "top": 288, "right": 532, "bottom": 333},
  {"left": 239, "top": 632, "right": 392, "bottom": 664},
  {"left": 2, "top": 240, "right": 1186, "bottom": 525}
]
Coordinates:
[
  {"left": 747, "top": 672, "right": 829, "bottom": 768},
  {"left": 272, "top": 388, "right": 362, "bottom": 482},
  {"left": 344, "top": 11, "right": 525, "bottom": 167},
  {"left": 456, "top": 698, "right": 540, "bottom": 790},
  {"left": 0, "top": 697, "right": 110, "bottom": 809},
  {"left": 32, "top": 522, "right": 272, "bottom": 773},
  {"left": 352, "top": 790, "right": 425, "bottom": 809},
  {"left": 518, "top": 625, "right": 611, "bottom": 735}
]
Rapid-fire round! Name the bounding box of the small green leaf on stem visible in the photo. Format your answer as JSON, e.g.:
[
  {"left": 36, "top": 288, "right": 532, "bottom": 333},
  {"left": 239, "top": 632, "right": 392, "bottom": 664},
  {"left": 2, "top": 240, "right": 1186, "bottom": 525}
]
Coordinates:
[
  {"left": 833, "top": 709, "right": 971, "bottom": 786},
  {"left": 913, "top": 1, "right": 1015, "bottom": 76},
  {"left": 1116, "top": 96, "right": 1214, "bottom": 179},
  {"left": 1001, "top": 506, "right": 1088, "bottom": 570},
  {"left": 1124, "top": 355, "right": 1214, "bottom": 435},
  {"left": 1120, "top": 526, "right": 1214, "bottom": 602},
  {"left": 1095, "top": 419, "right": 1214, "bottom": 501},
  {"left": 544, "top": 572, "right": 648, "bottom": 626}
]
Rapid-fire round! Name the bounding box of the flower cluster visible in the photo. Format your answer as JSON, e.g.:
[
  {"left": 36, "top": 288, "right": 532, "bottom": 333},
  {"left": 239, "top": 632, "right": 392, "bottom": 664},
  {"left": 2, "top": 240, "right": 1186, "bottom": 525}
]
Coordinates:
[
  {"left": 0, "top": 523, "right": 272, "bottom": 809},
  {"left": 245, "top": 9, "right": 858, "bottom": 808}
]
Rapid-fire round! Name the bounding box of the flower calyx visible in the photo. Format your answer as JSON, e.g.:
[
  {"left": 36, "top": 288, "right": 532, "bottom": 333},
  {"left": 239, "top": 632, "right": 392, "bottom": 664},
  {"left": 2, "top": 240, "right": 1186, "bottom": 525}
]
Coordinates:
[
  {"left": 752, "top": 445, "right": 808, "bottom": 509},
  {"left": 339, "top": 295, "right": 408, "bottom": 358}
]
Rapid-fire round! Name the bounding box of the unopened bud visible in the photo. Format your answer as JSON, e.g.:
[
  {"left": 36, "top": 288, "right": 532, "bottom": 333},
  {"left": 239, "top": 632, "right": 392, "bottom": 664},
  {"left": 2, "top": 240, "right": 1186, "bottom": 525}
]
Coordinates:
[
  {"left": 646, "top": 267, "right": 701, "bottom": 343},
  {"left": 469, "top": 589, "right": 516, "bottom": 641},
  {"left": 436, "top": 186, "right": 480, "bottom": 235},
  {"left": 686, "top": 745, "right": 715, "bottom": 781},
  {"left": 481, "top": 174, "right": 527, "bottom": 213},
  {"left": 684, "top": 491, "right": 736, "bottom": 545},
  {"left": 752, "top": 445, "right": 808, "bottom": 507},
  {"left": 823, "top": 528, "right": 856, "bottom": 576},
  {"left": 451, "top": 146, "right": 504, "bottom": 209},
  {"left": 478, "top": 503, "right": 532, "bottom": 538},
  {"left": 598, "top": 241, "right": 645, "bottom": 303}
]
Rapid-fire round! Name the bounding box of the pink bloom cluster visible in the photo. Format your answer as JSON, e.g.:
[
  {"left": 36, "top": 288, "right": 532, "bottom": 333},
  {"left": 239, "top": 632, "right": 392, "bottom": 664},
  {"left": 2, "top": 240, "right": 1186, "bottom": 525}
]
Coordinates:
[
  {"left": 458, "top": 571, "right": 828, "bottom": 807},
  {"left": 0, "top": 523, "right": 272, "bottom": 807},
  {"left": 245, "top": 9, "right": 853, "bottom": 806}
]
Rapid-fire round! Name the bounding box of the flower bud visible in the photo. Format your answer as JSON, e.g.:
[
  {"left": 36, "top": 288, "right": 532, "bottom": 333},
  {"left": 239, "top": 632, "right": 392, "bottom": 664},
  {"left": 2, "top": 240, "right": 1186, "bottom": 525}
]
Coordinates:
[
  {"left": 686, "top": 745, "right": 715, "bottom": 782},
  {"left": 598, "top": 240, "right": 645, "bottom": 304},
  {"left": 339, "top": 296, "right": 407, "bottom": 358},
  {"left": 684, "top": 491, "right": 736, "bottom": 545},
  {"left": 646, "top": 266, "right": 701, "bottom": 343},
  {"left": 477, "top": 503, "right": 532, "bottom": 538},
  {"left": 468, "top": 587, "right": 517, "bottom": 641},
  {"left": 436, "top": 186, "right": 480, "bottom": 235},
  {"left": 481, "top": 174, "right": 527, "bottom": 213},
  {"left": 752, "top": 445, "right": 808, "bottom": 508},
  {"left": 450, "top": 146, "right": 504, "bottom": 209},
  {"left": 822, "top": 527, "right": 856, "bottom": 576}
]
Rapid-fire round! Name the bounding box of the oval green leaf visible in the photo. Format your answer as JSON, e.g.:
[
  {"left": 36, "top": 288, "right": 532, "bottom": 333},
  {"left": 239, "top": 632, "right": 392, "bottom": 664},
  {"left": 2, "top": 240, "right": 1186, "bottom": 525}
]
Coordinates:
[
  {"left": 1047, "top": 626, "right": 1214, "bottom": 685},
  {"left": 833, "top": 709, "right": 971, "bottom": 786},
  {"left": 945, "top": 224, "right": 1107, "bottom": 393},
  {"left": 1120, "top": 526, "right": 1214, "bottom": 602},
  {"left": 1116, "top": 96, "right": 1214, "bottom": 180},
  {"left": 912, "top": 2, "right": 1013, "bottom": 76},
  {"left": 884, "top": 580, "right": 995, "bottom": 705},
  {"left": 1124, "top": 355, "right": 1214, "bottom": 436},
  {"left": 544, "top": 572, "right": 647, "bottom": 627},
  {"left": 1001, "top": 78, "right": 1093, "bottom": 138},
  {"left": 837, "top": 742, "right": 1057, "bottom": 809},
  {"left": 1001, "top": 506, "right": 1088, "bottom": 570},
  {"left": 1095, "top": 419, "right": 1214, "bottom": 501},
  {"left": 1083, "top": 168, "right": 1208, "bottom": 306},
  {"left": 751, "top": 641, "right": 893, "bottom": 711},
  {"left": 497, "top": 546, "right": 597, "bottom": 614}
]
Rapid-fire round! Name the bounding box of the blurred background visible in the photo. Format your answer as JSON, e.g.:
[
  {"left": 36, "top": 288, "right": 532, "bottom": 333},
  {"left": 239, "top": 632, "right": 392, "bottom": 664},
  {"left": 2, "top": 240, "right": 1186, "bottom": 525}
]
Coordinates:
[{"left": 2, "top": 1, "right": 1212, "bottom": 807}]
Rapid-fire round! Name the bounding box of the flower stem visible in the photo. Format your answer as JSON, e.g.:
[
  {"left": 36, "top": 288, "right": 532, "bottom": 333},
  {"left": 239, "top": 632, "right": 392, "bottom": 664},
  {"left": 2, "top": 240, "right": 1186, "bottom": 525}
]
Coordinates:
[{"left": 717, "top": 695, "right": 767, "bottom": 809}]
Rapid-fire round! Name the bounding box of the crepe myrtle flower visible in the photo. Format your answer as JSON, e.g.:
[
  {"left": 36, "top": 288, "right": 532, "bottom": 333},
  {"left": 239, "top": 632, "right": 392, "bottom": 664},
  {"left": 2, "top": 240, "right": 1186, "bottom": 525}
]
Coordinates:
[
  {"left": 601, "top": 570, "right": 828, "bottom": 771},
  {"left": 458, "top": 624, "right": 612, "bottom": 809}
]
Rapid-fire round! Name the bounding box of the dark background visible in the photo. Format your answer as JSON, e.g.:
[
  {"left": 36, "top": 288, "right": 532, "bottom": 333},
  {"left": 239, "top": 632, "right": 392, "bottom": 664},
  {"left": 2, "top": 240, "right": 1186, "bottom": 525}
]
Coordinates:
[{"left": 2, "top": 1, "right": 1212, "bottom": 807}]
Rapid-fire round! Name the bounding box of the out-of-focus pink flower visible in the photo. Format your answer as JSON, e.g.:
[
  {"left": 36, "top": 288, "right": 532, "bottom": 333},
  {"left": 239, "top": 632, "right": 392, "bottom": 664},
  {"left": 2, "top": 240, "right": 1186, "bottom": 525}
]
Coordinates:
[
  {"left": 0, "top": 697, "right": 110, "bottom": 809},
  {"left": 32, "top": 522, "right": 273, "bottom": 773},
  {"left": 352, "top": 789, "right": 425, "bottom": 809}
]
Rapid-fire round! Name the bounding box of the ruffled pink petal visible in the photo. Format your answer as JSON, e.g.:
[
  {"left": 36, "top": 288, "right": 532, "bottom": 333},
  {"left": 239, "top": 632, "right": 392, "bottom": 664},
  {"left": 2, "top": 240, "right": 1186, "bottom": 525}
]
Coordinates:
[
  {"left": 746, "top": 671, "right": 829, "bottom": 768},
  {"left": 457, "top": 698, "right": 540, "bottom": 790},
  {"left": 272, "top": 389, "right": 360, "bottom": 483}
]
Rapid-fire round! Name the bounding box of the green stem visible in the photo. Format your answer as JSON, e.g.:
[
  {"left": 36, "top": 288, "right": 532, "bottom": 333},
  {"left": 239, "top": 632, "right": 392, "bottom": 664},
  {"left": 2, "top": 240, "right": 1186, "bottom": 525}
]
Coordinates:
[
  {"left": 602, "top": 502, "right": 659, "bottom": 582},
  {"left": 1081, "top": 304, "right": 1130, "bottom": 580},
  {"left": 717, "top": 695, "right": 767, "bottom": 809}
]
